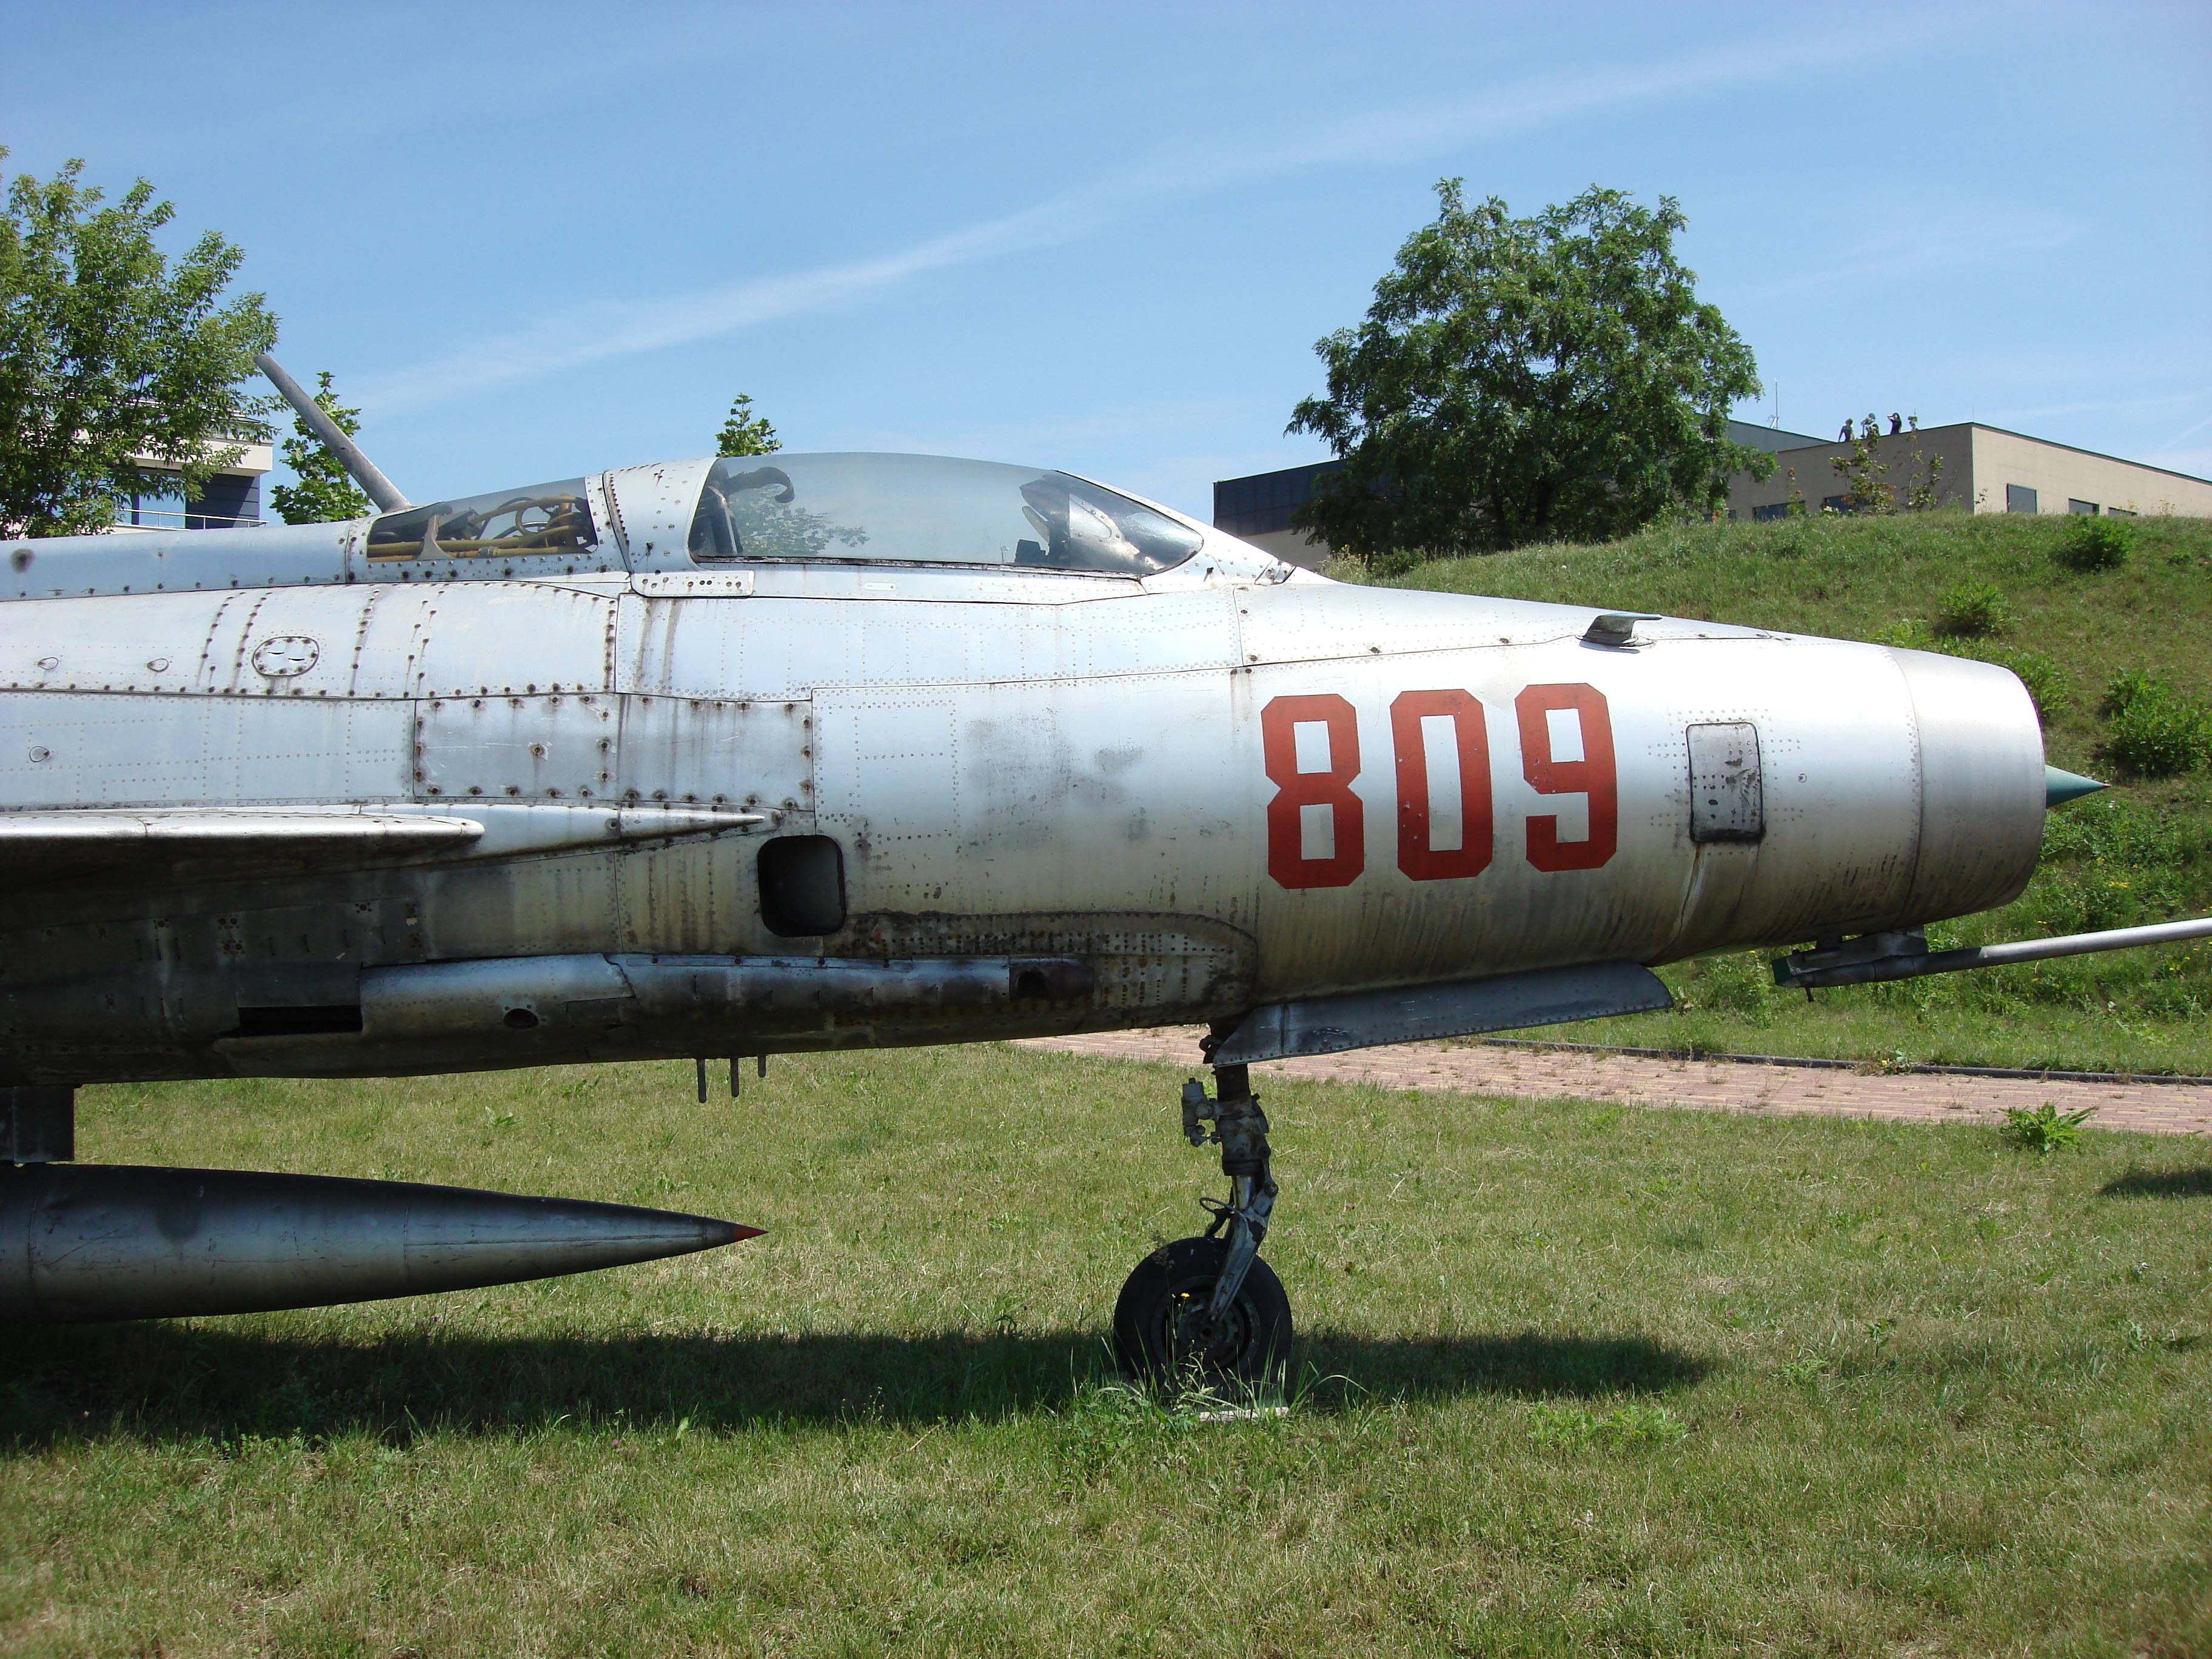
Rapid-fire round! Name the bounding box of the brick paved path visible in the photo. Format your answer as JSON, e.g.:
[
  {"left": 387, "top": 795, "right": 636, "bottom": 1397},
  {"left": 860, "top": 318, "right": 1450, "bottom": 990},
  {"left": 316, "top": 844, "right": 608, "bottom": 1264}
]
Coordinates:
[{"left": 1014, "top": 1029, "right": 2212, "bottom": 1137}]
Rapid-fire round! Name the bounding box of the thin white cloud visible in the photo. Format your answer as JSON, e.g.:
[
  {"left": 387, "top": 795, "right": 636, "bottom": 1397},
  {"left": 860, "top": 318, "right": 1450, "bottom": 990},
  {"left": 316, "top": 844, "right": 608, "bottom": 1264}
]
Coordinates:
[
  {"left": 355, "top": 19, "right": 1957, "bottom": 415},
  {"left": 354, "top": 199, "right": 1100, "bottom": 414},
  {"left": 1723, "top": 201, "right": 2088, "bottom": 305},
  {"left": 2156, "top": 410, "right": 2212, "bottom": 452}
]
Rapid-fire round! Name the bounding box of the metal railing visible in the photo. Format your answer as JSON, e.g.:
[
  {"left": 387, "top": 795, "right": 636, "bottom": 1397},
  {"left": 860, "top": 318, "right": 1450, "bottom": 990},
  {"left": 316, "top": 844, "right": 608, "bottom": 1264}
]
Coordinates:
[{"left": 110, "top": 506, "right": 266, "bottom": 531}]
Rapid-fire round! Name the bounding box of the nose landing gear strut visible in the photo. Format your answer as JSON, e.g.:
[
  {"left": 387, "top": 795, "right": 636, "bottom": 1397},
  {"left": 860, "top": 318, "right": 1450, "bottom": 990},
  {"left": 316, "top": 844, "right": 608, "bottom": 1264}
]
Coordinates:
[{"left": 1111, "top": 1049, "right": 1293, "bottom": 1387}]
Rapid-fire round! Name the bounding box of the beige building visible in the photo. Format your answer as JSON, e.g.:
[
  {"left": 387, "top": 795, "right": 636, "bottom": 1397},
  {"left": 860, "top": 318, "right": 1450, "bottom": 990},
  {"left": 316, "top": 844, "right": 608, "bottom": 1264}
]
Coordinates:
[
  {"left": 112, "top": 436, "right": 275, "bottom": 532},
  {"left": 1727, "top": 421, "right": 2212, "bottom": 521},
  {"left": 1215, "top": 421, "right": 2211, "bottom": 566}
]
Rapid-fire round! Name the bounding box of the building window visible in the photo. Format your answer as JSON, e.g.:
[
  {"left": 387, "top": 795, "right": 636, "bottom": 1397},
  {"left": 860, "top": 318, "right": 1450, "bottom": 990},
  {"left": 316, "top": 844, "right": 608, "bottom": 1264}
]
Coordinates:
[
  {"left": 1821, "top": 494, "right": 1849, "bottom": 514},
  {"left": 110, "top": 470, "right": 262, "bottom": 530},
  {"left": 2109, "top": 506, "right": 2137, "bottom": 518},
  {"left": 2006, "top": 484, "right": 2038, "bottom": 514},
  {"left": 115, "top": 475, "right": 188, "bottom": 529},
  {"left": 2068, "top": 499, "right": 2099, "bottom": 515},
  {"left": 187, "top": 473, "right": 261, "bottom": 528},
  {"left": 1752, "top": 502, "right": 1794, "bottom": 522}
]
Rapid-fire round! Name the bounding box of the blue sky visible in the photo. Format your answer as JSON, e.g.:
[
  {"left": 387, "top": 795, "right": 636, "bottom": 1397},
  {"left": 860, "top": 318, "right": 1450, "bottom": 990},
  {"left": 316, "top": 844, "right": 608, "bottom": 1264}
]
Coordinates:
[{"left": 5, "top": 0, "right": 2208, "bottom": 519}]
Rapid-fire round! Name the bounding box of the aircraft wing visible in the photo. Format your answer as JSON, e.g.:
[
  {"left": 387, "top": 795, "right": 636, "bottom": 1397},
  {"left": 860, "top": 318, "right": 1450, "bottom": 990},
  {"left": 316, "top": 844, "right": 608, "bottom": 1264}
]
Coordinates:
[
  {"left": 0, "top": 803, "right": 764, "bottom": 890},
  {"left": 0, "top": 806, "right": 484, "bottom": 889}
]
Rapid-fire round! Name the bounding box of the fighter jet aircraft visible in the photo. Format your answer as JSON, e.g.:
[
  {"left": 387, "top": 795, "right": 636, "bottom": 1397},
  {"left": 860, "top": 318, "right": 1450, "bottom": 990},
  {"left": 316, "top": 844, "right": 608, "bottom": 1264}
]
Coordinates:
[{"left": 3, "top": 358, "right": 2199, "bottom": 1381}]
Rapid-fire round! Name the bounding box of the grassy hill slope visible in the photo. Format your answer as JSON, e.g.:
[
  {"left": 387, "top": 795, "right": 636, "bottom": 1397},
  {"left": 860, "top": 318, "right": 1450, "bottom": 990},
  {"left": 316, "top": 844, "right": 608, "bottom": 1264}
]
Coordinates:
[{"left": 1362, "top": 511, "right": 2212, "bottom": 1072}]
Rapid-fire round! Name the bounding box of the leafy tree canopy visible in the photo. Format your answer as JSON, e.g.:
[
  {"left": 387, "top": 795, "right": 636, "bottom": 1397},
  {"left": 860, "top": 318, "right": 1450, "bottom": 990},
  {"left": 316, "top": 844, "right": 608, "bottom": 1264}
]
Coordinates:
[
  {"left": 269, "top": 371, "right": 372, "bottom": 525},
  {"left": 0, "top": 150, "right": 278, "bottom": 537},
  {"left": 1288, "top": 181, "right": 1768, "bottom": 556},
  {"left": 716, "top": 392, "right": 780, "bottom": 457}
]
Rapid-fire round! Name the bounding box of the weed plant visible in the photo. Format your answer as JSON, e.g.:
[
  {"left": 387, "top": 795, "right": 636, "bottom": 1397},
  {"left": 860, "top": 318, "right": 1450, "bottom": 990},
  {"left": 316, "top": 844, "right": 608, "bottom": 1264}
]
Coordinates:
[
  {"left": 1935, "top": 576, "right": 2012, "bottom": 638},
  {"left": 2000, "top": 1100, "right": 2097, "bottom": 1156},
  {"left": 2058, "top": 515, "right": 2136, "bottom": 572},
  {"left": 2100, "top": 669, "right": 2212, "bottom": 780}
]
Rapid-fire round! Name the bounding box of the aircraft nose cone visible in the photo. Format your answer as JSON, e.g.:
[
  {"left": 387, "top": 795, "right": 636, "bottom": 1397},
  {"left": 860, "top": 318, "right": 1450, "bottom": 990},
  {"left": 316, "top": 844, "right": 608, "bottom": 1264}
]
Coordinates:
[
  {"left": 2045, "top": 766, "right": 2106, "bottom": 808},
  {"left": 1891, "top": 651, "right": 2048, "bottom": 922}
]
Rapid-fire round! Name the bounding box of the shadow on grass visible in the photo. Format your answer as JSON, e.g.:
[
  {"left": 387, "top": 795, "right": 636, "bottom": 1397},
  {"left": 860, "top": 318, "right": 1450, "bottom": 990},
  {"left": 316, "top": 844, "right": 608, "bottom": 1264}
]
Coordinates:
[
  {"left": 1293, "top": 1330, "right": 1710, "bottom": 1409},
  {"left": 0, "top": 1323, "right": 1711, "bottom": 1447},
  {"left": 2101, "top": 1168, "right": 2212, "bottom": 1198}
]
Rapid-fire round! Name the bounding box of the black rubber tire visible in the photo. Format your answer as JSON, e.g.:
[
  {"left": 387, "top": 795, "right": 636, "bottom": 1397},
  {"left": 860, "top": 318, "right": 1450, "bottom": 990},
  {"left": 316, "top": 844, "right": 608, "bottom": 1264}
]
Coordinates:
[{"left": 1111, "top": 1235, "right": 1292, "bottom": 1388}]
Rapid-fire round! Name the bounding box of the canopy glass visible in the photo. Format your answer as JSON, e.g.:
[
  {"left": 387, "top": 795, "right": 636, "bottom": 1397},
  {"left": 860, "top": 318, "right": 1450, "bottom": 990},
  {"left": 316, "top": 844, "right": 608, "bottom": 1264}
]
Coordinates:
[
  {"left": 685, "top": 452, "right": 1202, "bottom": 576},
  {"left": 367, "top": 480, "right": 597, "bottom": 561}
]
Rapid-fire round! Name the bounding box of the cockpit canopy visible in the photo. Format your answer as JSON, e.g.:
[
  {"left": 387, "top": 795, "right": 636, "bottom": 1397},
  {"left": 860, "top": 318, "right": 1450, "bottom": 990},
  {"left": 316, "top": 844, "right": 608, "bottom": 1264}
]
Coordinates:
[
  {"left": 685, "top": 453, "right": 1202, "bottom": 575},
  {"left": 366, "top": 481, "right": 597, "bottom": 563},
  {"left": 360, "top": 452, "right": 1205, "bottom": 579}
]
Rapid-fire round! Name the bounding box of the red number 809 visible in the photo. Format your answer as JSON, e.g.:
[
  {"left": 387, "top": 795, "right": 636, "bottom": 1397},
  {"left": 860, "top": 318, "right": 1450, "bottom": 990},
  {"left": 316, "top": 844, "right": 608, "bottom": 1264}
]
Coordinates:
[{"left": 1261, "top": 685, "right": 1617, "bottom": 888}]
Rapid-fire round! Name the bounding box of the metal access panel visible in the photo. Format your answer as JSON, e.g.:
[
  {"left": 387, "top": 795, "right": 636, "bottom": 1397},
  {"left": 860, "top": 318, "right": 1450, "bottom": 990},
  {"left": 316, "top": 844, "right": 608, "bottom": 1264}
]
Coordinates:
[
  {"left": 617, "top": 695, "right": 813, "bottom": 815},
  {"left": 1687, "top": 722, "right": 1764, "bottom": 843},
  {"left": 414, "top": 694, "right": 618, "bottom": 802},
  {"left": 0, "top": 692, "right": 412, "bottom": 807}
]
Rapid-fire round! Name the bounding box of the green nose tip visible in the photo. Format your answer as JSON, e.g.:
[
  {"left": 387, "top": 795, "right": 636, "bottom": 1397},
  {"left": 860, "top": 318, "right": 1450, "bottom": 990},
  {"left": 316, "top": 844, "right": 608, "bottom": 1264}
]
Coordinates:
[{"left": 2045, "top": 766, "right": 2106, "bottom": 808}]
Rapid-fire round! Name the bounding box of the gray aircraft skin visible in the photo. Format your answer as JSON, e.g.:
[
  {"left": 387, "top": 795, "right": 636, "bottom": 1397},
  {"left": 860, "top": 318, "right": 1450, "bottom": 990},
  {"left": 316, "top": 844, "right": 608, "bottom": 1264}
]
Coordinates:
[{"left": 0, "top": 440, "right": 2176, "bottom": 1365}]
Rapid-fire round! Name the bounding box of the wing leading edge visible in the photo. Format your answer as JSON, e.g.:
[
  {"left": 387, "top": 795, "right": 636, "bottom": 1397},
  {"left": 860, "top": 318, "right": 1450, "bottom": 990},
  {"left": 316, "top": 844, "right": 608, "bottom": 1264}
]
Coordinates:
[{"left": 0, "top": 803, "right": 765, "bottom": 889}]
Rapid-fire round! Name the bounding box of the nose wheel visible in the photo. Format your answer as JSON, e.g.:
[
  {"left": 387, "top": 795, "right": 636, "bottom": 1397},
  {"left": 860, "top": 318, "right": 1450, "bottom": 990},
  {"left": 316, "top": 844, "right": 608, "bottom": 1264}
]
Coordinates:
[
  {"left": 1113, "top": 1234, "right": 1291, "bottom": 1386},
  {"left": 1112, "top": 1051, "right": 1292, "bottom": 1387}
]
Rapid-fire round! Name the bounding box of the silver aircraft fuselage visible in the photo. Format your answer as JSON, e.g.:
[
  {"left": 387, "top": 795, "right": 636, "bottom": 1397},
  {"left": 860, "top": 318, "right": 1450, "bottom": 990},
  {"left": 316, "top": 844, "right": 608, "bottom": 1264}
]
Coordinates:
[{"left": 0, "top": 452, "right": 2045, "bottom": 1090}]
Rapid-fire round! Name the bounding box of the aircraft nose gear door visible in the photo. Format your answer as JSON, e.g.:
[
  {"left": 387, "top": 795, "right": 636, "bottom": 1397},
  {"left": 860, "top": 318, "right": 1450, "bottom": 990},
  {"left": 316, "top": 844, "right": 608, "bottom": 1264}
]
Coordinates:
[{"left": 1111, "top": 1050, "right": 1293, "bottom": 1388}]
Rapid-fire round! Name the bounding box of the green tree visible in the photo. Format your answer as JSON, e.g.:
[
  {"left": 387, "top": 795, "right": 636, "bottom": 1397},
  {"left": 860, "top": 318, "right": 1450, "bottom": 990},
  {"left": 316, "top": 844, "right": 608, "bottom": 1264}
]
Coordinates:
[
  {"left": 0, "top": 150, "right": 277, "bottom": 537},
  {"left": 715, "top": 393, "right": 780, "bottom": 457},
  {"left": 1829, "top": 415, "right": 1947, "bottom": 515},
  {"left": 1287, "top": 181, "right": 1767, "bottom": 556},
  {"left": 1831, "top": 415, "right": 1897, "bottom": 514},
  {"left": 1902, "top": 418, "right": 1948, "bottom": 514},
  {"left": 268, "top": 370, "right": 372, "bottom": 523}
]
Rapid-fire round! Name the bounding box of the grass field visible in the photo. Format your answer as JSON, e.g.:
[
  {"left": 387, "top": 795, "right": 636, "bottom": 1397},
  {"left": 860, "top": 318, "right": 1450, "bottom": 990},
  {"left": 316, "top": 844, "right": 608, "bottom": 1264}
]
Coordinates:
[
  {"left": 1359, "top": 511, "right": 2212, "bottom": 1073},
  {"left": 6, "top": 1045, "right": 2209, "bottom": 1656}
]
